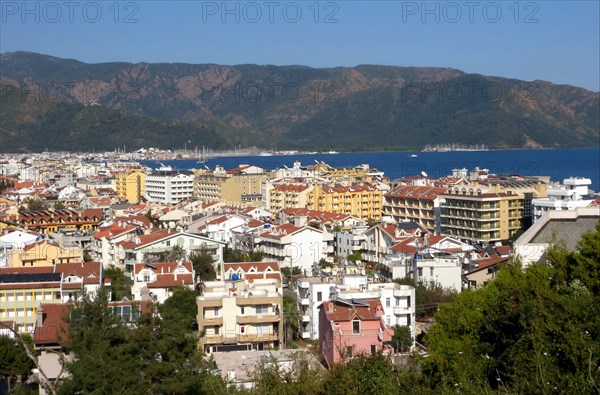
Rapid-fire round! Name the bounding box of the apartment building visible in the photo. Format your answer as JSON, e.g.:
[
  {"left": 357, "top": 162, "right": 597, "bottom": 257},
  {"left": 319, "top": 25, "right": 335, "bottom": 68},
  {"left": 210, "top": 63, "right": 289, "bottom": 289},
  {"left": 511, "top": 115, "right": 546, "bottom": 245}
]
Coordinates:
[
  {"left": 268, "top": 184, "right": 313, "bottom": 212},
  {"left": 197, "top": 262, "right": 283, "bottom": 353},
  {"left": 145, "top": 173, "right": 194, "bottom": 204},
  {"left": 308, "top": 183, "right": 383, "bottom": 221},
  {"left": 383, "top": 185, "right": 446, "bottom": 234},
  {"left": 194, "top": 166, "right": 268, "bottom": 204},
  {"left": 131, "top": 261, "right": 195, "bottom": 303},
  {"left": 115, "top": 170, "right": 147, "bottom": 204},
  {"left": 532, "top": 177, "right": 595, "bottom": 223}
]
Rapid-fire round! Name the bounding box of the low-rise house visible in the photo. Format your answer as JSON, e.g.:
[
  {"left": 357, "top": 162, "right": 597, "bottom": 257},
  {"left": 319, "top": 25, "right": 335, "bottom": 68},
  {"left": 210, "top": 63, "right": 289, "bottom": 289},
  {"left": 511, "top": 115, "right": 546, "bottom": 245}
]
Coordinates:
[
  {"left": 131, "top": 261, "right": 195, "bottom": 303},
  {"left": 119, "top": 230, "right": 225, "bottom": 272},
  {"left": 211, "top": 349, "right": 323, "bottom": 390},
  {"left": 10, "top": 239, "right": 82, "bottom": 268},
  {"left": 318, "top": 298, "right": 393, "bottom": 368},
  {"left": 463, "top": 256, "right": 511, "bottom": 289}
]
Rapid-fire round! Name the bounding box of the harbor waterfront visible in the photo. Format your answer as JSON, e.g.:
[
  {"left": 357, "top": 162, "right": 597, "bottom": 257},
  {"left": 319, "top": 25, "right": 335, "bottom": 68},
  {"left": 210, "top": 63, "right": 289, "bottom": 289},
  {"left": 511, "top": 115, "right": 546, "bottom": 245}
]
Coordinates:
[{"left": 141, "top": 147, "right": 600, "bottom": 190}]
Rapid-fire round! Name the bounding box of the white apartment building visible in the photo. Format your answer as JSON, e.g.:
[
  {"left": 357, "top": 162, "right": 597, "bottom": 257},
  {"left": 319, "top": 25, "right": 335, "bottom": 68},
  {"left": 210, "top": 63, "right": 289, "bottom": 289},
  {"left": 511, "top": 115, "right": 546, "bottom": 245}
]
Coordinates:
[
  {"left": 296, "top": 276, "right": 415, "bottom": 341},
  {"left": 256, "top": 224, "right": 334, "bottom": 274},
  {"left": 532, "top": 177, "right": 595, "bottom": 223},
  {"left": 145, "top": 173, "right": 194, "bottom": 204}
]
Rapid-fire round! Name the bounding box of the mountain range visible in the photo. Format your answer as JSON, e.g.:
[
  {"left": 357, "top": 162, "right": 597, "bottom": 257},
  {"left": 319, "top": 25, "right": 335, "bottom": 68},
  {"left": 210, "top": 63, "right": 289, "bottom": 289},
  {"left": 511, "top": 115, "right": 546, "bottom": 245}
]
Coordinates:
[{"left": 1, "top": 51, "right": 598, "bottom": 152}]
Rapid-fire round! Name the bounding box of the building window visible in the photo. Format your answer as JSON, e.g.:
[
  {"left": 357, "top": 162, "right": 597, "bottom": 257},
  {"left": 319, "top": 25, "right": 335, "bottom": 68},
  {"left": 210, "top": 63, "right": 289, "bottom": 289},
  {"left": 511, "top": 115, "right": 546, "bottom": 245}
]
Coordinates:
[
  {"left": 417, "top": 268, "right": 423, "bottom": 277},
  {"left": 166, "top": 241, "right": 171, "bottom": 247},
  {"left": 256, "top": 305, "right": 269, "bottom": 315},
  {"left": 430, "top": 267, "right": 434, "bottom": 276},
  {"left": 317, "top": 292, "right": 322, "bottom": 302},
  {"left": 352, "top": 320, "right": 360, "bottom": 334},
  {"left": 240, "top": 307, "right": 245, "bottom": 315},
  {"left": 370, "top": 344, "right": 377, "bottom": 354},
  {"left": 386, "top": 298, "right": 390, "bottom": 308},
  {"left": 346, "top": 346, "right": 353, "bottom": 357}
]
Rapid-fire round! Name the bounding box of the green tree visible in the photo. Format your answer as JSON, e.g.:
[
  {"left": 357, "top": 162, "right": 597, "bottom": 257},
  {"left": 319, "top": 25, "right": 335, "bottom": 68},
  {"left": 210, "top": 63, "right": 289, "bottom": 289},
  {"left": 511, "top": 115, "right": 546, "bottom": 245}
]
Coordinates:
[
  {"left": 59, "top": 288, "right": 218, "bottom": 394},
  {"left": 0, "top": 334, "right": 34, "bottom": 393},
  {"left": 159, "top": 286, "right": 199, "bottom": 333},
  {"left": 321, "top": 352, "right": 399, "bottom": 395},
  {"left": 53, "top": 201, "right": 66, "bottom": 210},
  {"left": 26, "top": 198, "right": 47, "bottom": 211},
  {"left": 191, "top": 245, "right": 216, "bottom": 281},
  {"left": 82, "top": 249, "right": 93, "bottom": 262},
  {"left": 104, "top": 265, "right": 132, "bottom": 300},
  {"left": 391, "top": 325, "right": 413, "bottom": 353},
  {"left": 283, "top": 294, "right": 300, "bottom": 347},
  {"left": 249, "top": 352, "right": 325, "bottom": 395}
]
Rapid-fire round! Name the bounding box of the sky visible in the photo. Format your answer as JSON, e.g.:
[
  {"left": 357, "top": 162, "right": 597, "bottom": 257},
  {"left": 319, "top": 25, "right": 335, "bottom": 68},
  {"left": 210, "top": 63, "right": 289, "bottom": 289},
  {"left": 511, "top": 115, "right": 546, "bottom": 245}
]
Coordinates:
[{"left": 0, "top": 1, "right": 599, "bottom": 91}]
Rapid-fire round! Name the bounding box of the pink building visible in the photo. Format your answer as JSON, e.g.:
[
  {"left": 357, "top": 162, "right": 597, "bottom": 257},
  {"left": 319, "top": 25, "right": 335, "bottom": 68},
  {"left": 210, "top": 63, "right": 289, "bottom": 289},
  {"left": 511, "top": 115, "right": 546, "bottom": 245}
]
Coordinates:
[{"left": 318, "top": 298, "right": 393, "bottom": 368}]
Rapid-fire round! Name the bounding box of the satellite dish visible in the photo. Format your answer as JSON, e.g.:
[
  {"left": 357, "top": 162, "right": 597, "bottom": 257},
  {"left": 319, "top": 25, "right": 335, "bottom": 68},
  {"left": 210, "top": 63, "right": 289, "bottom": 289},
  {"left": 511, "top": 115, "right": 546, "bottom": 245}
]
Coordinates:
[{"left": 421, "top": 171, "right": 428, "bottom": 177}]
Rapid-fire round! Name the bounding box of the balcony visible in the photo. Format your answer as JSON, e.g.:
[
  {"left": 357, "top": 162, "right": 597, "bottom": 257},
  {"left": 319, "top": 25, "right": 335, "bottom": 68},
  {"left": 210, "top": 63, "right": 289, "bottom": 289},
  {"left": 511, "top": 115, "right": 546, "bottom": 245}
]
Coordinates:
[
  {"left": 237, "top": 333, "right": 280, "bottom": 343},
  {"left": 203, "top": 335, "right": 224, "bottom": 344},
  {"left": 301, "top": 331, "right": 311, "bottom": 339},
  {"left": 198, "top": 298, "right": 223, "bottom": 307},
  {"left": 300, "top": 298, "right": 310, "bottom": 306},
  {"left": 236, "top": 314, "right": 280, "bottom": 324},
  {"left": 201, "top": 316, "right": 223, "bottom": 326},
  {"left": 302, "top": 314, "right": 310, "bottom": 322},
  {"left": 393, "top": 306, "right": 410, "bottom": 315}
]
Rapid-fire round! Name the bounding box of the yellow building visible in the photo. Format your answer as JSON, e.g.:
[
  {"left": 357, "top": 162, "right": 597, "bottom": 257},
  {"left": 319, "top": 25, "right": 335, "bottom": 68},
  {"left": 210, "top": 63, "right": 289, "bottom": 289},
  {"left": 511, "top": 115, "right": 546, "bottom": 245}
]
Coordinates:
[
  {"left": 195, "top": 172, "right": 267, "bottom": 204},
  {"left": 308, "top": 183, "right": 383, "bottom": 221},
  {"left": 115, "top": 170, "right": 147, "bottom": 203},
  {"left": 268, "top": 184, "right": 313, "bottom": 212},
  {"left": 10, "top": 240, "right": 82, "bottom": 267},
  {"left": 440, "top": 181, "right": 547, "bottom": 243}
]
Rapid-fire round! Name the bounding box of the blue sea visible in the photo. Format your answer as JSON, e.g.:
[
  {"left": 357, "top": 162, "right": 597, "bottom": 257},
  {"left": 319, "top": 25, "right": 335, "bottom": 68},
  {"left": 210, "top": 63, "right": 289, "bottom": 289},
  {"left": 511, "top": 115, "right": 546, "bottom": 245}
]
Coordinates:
[{"left": 141, "top": 147, "right": 600, "bottom": 191}]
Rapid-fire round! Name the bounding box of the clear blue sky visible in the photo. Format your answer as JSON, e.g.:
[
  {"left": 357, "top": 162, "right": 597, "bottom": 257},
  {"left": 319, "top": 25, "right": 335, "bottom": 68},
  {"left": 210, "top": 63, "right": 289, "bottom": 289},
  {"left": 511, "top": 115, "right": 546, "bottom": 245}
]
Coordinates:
[{"left": 1, "top": 1, "right": 598, "bottom": 91}]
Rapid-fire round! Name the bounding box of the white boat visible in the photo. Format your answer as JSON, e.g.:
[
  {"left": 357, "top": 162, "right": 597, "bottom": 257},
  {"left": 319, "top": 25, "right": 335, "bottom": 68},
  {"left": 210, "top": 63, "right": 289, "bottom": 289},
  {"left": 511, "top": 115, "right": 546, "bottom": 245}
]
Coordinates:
[
  {"left": 410, "top": 154, "right": 418, "bottom": 158},
  {"left": 327, "top": 150, "right": 339, "bottom": 154},
  {"left": 156, "top": 163, "right": 172, "bottom": 172}
]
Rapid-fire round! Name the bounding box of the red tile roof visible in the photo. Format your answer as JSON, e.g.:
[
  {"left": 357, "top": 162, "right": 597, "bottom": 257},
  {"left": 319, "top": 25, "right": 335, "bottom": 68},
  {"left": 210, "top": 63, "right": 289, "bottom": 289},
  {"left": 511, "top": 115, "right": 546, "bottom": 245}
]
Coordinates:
[
  {"left": 385, "top": 185, "right": 446, "bottom": 200},
  {"left": 320, "top": 299, "right": 383, "bottom": 322},
  {"left": 273, "top": 184, "right": 311, "bottom": 193},
  {"left": 33, "top": 303, "right": 70, "bottom": 346}
]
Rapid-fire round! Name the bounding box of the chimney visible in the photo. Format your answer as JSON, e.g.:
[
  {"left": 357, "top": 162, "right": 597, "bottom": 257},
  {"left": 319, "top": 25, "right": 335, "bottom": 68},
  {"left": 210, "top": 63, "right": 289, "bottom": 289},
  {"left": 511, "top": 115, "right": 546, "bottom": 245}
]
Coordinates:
[{"left": 36, "top": 305, "right": 44, "bottom": 328}]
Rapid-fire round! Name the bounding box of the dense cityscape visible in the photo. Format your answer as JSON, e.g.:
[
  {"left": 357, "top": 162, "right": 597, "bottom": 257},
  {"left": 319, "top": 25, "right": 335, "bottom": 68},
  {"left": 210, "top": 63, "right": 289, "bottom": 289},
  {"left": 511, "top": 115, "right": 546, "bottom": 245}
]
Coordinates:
[{"left": 0, "top": 150, "right": 599, "bottom": 393}]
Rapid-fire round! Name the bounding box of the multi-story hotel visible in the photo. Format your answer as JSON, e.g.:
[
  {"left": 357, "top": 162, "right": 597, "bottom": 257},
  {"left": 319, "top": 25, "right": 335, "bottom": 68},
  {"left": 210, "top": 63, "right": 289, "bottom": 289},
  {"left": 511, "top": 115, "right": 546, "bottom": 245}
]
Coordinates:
[
  {"left": 197, "top": 261, "right": 283, "bottom": 353},
  {"left": 144, "top": 172, "right": 194, "bottom": 204},
  {"left": 115, "top": 170, "right": 147, "bottom": 204},
  {"left": 308, "top": 183, "right": 383, "bottom": 221},
  {"left": 439, "top": 180, "right": 547, "bottom": 243},
  {"left": 383, "top": 185, "right": 446, "bottom": 234}
]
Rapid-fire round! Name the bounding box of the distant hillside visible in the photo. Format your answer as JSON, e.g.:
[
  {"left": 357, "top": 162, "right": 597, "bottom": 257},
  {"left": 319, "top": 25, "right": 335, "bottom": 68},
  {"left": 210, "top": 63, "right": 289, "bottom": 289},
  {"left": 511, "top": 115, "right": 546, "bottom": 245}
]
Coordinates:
[
  {"left": 1, "top": 51, "right": 598, "bottom": 151},
  {"left": 0, "top": 84, "right": 225, "bottom": 153}
]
